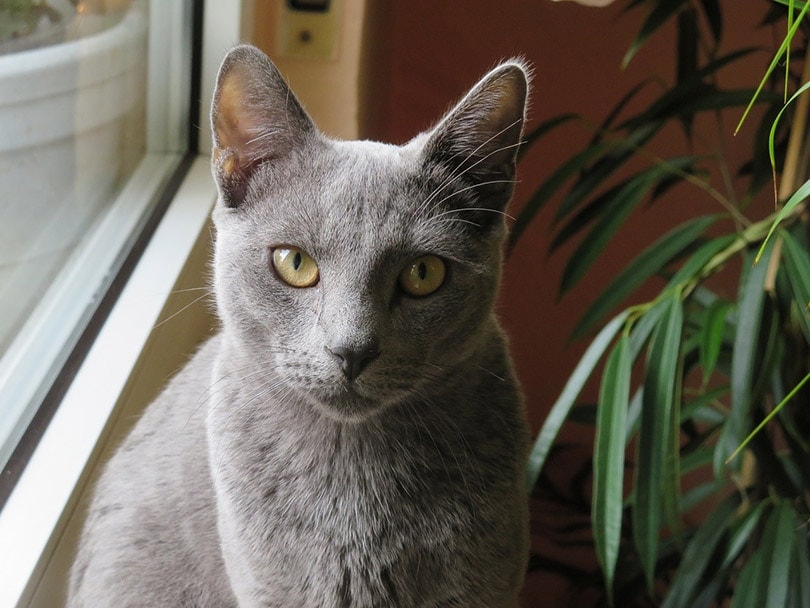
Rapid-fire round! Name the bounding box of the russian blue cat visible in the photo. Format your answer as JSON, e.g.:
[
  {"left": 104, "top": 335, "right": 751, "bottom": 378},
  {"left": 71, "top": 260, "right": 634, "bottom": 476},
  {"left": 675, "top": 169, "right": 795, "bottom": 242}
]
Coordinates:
[{"left": 69, "top": 45, "right": 530, "bottom": 607}]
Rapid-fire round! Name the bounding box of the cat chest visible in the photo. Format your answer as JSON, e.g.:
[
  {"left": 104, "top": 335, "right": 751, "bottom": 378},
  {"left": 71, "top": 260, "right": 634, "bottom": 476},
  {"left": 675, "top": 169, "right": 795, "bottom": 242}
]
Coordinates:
[
  {"left": 242, "top": 449, "right": 463, "bottom": 544},
  {"left": 224, "top": 453, "right": 473, "bottom": 605}
]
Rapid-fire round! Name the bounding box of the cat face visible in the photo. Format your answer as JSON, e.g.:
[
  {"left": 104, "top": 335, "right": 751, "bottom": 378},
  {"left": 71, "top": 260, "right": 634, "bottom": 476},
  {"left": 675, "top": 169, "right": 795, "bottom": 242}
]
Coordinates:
[{"left": 210, "top": 46, "right": 528, "bottom": 421}]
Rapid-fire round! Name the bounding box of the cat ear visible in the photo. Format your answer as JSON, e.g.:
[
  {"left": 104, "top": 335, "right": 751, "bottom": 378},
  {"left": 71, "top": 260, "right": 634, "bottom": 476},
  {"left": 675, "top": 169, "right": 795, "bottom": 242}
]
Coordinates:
[
  {"left": 421, "top": 60, "right": 530, "bottom": 212},
  {"left": 210, "top": 45, "right": 316, "bottom": 208}
]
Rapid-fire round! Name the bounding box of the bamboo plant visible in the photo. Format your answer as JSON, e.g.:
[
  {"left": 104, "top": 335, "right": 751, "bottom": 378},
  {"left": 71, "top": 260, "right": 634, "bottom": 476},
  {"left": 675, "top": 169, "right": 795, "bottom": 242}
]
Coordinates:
[{"left": 519, "top": 0, "right": 810, "bottom": 606}]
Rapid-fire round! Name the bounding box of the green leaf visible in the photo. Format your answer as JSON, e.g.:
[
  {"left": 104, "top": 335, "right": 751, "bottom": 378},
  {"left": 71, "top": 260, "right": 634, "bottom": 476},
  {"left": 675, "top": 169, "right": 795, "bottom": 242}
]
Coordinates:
[
  {"left": 714, "top": 419, "right": 735, "bottom": 479},
  {"left": 629, "top": 298, "right": 669, "bottom": 360},
  {"left": 720, "top": 501, "right": 767, "bottom": 569},
  {"left": 698, "top": 299, "right": 733, "bottom": 383},
  {"left": 554, "top": 122, "right": 661, "bottom": 223},
  {"left": 726, "top": 371, "right": 810, "bottom": 466},
  {"left": 681, "top": 386, "right": 727, "bottom": 424},
  {"left": 689, "top": 578, "right": 726, "bottom": 608},
  {"left": 771, "top": 0, "right": 809, "bottom": 8},
  {"left": 747, "top": 102, "right": 784, "bottom": 198},
  {"left": 592, "top": 335, "right": 631, "bottom": 602},
  {"left": 633, "top": 294, "right": 683, "bottom": 589},
  {"left": 780, "top": 229, "right": 810, "bottom": 342},
  {"left": 731, "top": 546, "right": 765, "bottom": 608},
  {"left": 786, "top": 0, "right": 794, "bottom": 101},
  {"left": 676, "top": 7, "right": 699, "bottom": 139},
  {"left": 589, "top": 80, "right": 653, "bottom": 149},
  {"left": 517, "top": 113, "right": 579, "bottom": 161},
  {"left": 622, "top": 49, "right": 759, "bottom": 131},
  {"left": 509, "top": 141, "right": 611, "bottom": 250},
  {"left": 769, "top": 79, "right": 810, "bottom": 180},
  {"left": 572, "top": 215, "right": 717, "bottom": 340},
  {"left": 667, "top": 234, "right": 737, "bottom": 290},
  {"left": 551, "top": 179, "right": 632, "bottom": 252},
  {"left": 736, "top": 0, "right": 810, "bottom": 134},
  {"left": 559, "top": 158, "right": 698, "bottom": 294},
  {"left": 763, "top": 502, "right": 796, "bottom": 608},
  {"left": 680, "top": 479, "right": 721, "bottom": 513},
  {"left": 526, "top": 311, "right": 630, "bottom": 491},
  {"left": 661, "top": 495, "right": 740, "bottom": 608},
  {"left": 622, "top": 0, "right": 687, "bottom": 68},
  {"left": 559, "top": 179, "right": 647, "bottom": 294},
  {"left": 624, "top": 387, "right": 643, "bottom": 443},
  {"left": 680, "top": 445, "right": 716, "bottom": 474},
  {"left": 698, "top": 0, "right": 722, "bottom": 45},
  {"left": 789, "top": 529, "right": 810, "bottom": 608},
  {"left": 723, "top": 245, "right": 772, "bottom": 469},
  {"left": 676, "top": 88, "right": 779, "bottom": 115},
  {"left": 756, "top": 178, "right": 810, "bottom": 263}
]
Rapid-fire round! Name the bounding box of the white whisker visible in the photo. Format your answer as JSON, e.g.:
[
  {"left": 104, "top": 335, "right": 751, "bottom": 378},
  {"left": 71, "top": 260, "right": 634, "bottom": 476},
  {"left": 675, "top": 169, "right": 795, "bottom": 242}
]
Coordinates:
[
  {"left": 416, "top": 118, "right": 523, "bottom": 218},
  {"left": 153, "top": 292, "right": 213, "bottom": 330}
]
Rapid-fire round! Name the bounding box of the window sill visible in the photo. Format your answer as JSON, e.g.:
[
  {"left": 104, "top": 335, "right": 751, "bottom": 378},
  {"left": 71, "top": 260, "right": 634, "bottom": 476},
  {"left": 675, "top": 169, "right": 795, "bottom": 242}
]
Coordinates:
[{"left": 0, "top": 155, "right": 217, "bottom": 608}]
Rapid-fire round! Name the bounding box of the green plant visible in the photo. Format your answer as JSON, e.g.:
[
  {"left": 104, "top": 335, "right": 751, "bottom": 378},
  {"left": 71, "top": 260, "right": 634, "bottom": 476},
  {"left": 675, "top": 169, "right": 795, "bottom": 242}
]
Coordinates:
[
  {"left": 518, "top": 1, "right": 810, "bottom": 606},
  {"left": 0, "top": 0, "right": 68, "bottom": 41}
]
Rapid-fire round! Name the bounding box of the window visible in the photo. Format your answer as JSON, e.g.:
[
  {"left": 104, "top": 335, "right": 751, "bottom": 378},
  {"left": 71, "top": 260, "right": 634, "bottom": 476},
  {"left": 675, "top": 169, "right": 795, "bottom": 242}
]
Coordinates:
[
  {"left": 0, "top": 0, "right": 194, "bottom": 478},
  {"left": 0, "top": 1, "right": 244, "bottom": 605}
]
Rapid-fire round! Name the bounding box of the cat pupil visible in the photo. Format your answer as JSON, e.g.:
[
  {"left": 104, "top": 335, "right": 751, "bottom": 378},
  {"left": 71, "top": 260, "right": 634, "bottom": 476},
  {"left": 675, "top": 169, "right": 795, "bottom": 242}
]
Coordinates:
[
  {"left": 418, "top": 261, "right": 427, "bottom": 280},
  {"left": 293, "top": 251, "right": 302, "bottom": 270}
]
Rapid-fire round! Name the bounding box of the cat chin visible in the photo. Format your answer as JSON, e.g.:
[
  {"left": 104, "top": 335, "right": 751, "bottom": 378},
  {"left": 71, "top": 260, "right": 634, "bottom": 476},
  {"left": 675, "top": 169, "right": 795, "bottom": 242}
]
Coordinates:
[
  {"left": 310, "top": 399, "right": 390, "bottom": 424},
  {"left": 305, "top": 384, "right": 399, "bottom": 424}
]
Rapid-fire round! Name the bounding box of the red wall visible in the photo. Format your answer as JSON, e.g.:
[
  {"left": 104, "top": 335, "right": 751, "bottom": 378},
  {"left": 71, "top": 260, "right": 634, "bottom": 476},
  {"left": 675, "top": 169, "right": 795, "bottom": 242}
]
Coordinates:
[{"left": 369, "top": 1, "right": 775, "bottom": 605}]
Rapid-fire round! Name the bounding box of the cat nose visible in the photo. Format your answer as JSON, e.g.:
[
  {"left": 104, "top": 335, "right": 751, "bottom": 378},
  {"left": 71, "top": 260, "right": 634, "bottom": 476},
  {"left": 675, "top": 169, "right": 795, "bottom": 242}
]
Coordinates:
[{"left": 327, "top": 343, "right": 381, "bottom": 381}]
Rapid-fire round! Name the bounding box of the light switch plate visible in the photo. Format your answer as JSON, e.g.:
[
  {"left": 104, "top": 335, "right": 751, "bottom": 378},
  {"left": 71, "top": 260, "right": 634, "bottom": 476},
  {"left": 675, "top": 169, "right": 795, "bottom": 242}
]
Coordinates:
[{"left": 277, "top": 0, "right": 341, "bottom": 60}]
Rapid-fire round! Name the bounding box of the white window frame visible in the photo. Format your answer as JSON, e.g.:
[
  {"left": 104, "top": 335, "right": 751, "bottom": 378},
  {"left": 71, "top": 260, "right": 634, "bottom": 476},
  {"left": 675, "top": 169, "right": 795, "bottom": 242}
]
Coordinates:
[{"left": 0, "top": 2, "right": 241, "bottom": 606}]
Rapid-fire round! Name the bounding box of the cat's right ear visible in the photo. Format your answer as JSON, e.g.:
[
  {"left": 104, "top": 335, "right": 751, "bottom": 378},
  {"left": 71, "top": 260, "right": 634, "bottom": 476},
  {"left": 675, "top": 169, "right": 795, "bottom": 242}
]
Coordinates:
[{"left": 210, "top": 45, "right": 315, "bottom": 208}]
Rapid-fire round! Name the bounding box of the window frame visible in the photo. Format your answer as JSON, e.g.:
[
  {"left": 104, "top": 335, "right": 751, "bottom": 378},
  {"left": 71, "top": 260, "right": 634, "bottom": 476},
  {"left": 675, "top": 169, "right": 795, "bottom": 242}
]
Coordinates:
[{"left": 0, "top": 1, "right": 242, "bottom": 605}]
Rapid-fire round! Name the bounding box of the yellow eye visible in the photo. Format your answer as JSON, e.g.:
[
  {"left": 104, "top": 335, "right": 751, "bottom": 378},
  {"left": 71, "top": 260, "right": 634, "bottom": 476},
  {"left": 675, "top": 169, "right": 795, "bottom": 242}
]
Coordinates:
[
  {"left": 399, "top": 255, "right": 446, "bottom": 297},
  {"left": 272, "top": 246, "right": 319, "bottom": 288}
]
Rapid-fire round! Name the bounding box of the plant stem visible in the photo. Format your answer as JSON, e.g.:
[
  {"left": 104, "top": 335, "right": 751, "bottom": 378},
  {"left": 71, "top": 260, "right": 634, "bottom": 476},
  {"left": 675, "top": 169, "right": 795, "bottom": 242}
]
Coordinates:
[
  {"left": 765, "top": 48, "right": 810, "bottom": 290},
  {"left": 726, "top": 371, "right": 810, "bottom": 465}
]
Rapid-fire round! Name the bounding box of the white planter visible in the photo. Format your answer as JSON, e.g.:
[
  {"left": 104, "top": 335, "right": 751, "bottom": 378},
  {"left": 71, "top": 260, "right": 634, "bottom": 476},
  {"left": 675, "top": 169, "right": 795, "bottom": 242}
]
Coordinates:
[{"left": 0, "top": 5, "right": 148, "bottom": 352}]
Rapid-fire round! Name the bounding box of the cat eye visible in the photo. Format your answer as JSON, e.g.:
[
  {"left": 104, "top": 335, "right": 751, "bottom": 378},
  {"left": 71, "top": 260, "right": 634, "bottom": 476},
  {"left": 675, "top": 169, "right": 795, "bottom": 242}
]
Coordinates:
[
  {"left": 399, "top": 255, "right": 446, "bottom": 297},
  {"left": 271, "top": 246, "right": 320, "bottom": 288}
]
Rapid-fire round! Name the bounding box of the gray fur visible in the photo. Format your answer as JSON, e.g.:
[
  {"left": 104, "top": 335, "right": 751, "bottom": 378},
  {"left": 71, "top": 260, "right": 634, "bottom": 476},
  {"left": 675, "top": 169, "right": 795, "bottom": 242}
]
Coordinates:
[{"left": 69, "top": 45, "right": 530, "bottom": 607}]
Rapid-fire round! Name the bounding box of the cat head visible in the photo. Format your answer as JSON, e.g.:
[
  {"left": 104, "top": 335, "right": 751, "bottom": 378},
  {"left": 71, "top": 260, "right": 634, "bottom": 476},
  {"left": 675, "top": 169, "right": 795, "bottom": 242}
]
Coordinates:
[{"left": 210, "top": 45, "right": 529, "bottom": 422}]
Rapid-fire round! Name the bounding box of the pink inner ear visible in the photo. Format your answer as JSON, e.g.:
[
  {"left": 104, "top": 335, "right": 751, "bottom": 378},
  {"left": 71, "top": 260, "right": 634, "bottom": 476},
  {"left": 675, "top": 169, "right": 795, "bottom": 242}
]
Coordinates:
[{"left": 214, "top": 70, "right": 260, "bottom": 157}]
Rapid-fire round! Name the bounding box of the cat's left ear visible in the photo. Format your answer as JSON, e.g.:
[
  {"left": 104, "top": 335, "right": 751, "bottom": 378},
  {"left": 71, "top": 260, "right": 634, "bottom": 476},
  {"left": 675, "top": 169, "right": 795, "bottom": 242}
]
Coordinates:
[
  {"left": 210, "top": 45, "right": 316, "bottom": 208},
  {"left": 421, "top": 60, "right": 530, "bottom": 211}
]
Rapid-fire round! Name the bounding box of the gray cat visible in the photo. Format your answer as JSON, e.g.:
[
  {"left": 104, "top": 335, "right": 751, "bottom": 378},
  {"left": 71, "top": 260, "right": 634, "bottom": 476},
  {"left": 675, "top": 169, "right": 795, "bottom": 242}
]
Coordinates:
[{"left": 68, "top": 45, "right": 530, "bottom": 608}]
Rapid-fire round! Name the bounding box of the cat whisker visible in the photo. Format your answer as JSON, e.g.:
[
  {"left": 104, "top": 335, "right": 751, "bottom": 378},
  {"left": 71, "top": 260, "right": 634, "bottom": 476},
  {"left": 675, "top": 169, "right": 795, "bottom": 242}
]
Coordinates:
[
  {"left": 406, "top": 390, "right": 486, "bottom": 496},
  {"left": 427, "top": 179, "right": 518, "bottom": 213},
  {"left": 467, "top": 362, "right": 507, "bottom": 383},
  {"left": 244, "top": 126, "right": 283, "bottom": 147},
  {"left": 416, "top": 118, "right": 523, "bottom": 216},
  {"left": 398, "top": 398, "right": 456, "bottom": 489},
  {"left": 213, "top": 380, "right": 293, "bottom": 469},
  {"left": 426, "top": 205, "right": 516, "bottom": 232},
  {"left": 422, "top": 118, "right": 523, "bottom": 207},
  {"left": 153, "top": 291, "right": 214, "bottom": 330},
  {"left": 184, "top": 343, "right": 298, "bottom": 429},
  {"left": 168, "top": 286, "right": 213, "bottom": 295},
  {"left": 430, "top": 217, "right": 483, "bottom": 229}
]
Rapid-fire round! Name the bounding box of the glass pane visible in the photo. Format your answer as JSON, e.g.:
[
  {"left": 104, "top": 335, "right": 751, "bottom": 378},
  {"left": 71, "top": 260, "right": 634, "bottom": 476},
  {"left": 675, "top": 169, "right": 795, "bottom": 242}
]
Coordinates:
[
  {"left": 0, "top": 0, "right": 190, "bottom": 471},
  {"left": 0, "top": 2, "right": 146, "bottom": 352}
]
